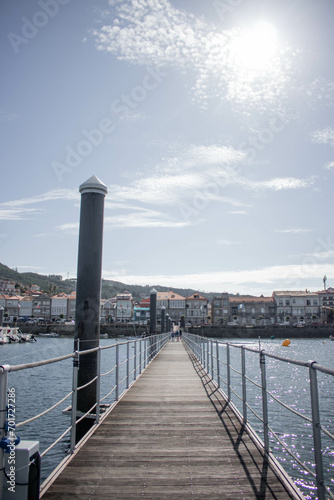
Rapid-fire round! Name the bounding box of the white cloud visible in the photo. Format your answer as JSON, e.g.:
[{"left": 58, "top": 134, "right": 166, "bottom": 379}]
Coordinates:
[
  {"left": 275, "top": 228, "right": 312, "bottom": 234},
  {"left": 228, "top": 210, "right": 248, "bottom": 215},
  {"left": 56, "top": 222, "right": 79, "bottom": 234},
  {"left": 104, "top": 209, "right": 193, "bottom": 228},
  {"left": 0, "top": 208, "right": 42, "bottom": 221},
  {"left": 249, "top": 177, "right": 313, "bottom": 191},
  {"left": 93, "top": 0, "right": 296, "bottom": 114},
  {"left": 311, "top": 127, "right": 334, "bottom": 147},
  {"left": 0, "top": 189, "right": 78, "bottom": 208},
  {"left": 103, "top": 263, "right": 334, "bottom": 295},
  {"left": 217, "top": 239, "right": 241, "bottom": 245},
  {"left": 107, "top": 144, "right": 311, "bottom": 211},
  {"left": 56, "top": 208, "right": 196, "bottom": 233},
  {"left": 324, "top": 161, "right": 334, "bottom": 170}
]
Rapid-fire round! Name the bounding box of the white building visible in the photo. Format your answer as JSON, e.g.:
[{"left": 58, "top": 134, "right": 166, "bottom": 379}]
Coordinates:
[
  {"left": 116, "top": 293, "right": 133, "bottom": 321},
  {"left": 67, "top": 292, "right": 76, "bottom": 320},
  {"left": 0, "top": 279, "right": 16, "bottom": 295},
  {"left": 101, "top": 299, "right": 116, "bottom": 323},
  {"left": 186, "top": 293, "right": 209, "bottom": 325},
  {"left": 19, "top": 296, "right": 33, "bottom": 318},
  {"left": 272, "top": 291, "right": 320, "bottom": 324},
  {"left": 51, "top": 293, "right": 68, "bottom": 320},
  {"left": 0, "top": 294, "right": 21, "bottom": 320}
]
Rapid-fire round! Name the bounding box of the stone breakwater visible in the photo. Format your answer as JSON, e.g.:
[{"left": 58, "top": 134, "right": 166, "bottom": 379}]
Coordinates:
[
  {"left": 17, "top": 323, "right": 334, "bottom": 339},
  {"left": 188, "top": 325, "right": 334, "bottom": 339},
  {"left": 18, "top": 323, "right": 148, "bottom": 338}
]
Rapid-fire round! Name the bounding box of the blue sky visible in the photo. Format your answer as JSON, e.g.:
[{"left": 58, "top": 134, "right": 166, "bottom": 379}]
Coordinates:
[{"left": 1, "top": 0, "right": 334, "bottom": 295}]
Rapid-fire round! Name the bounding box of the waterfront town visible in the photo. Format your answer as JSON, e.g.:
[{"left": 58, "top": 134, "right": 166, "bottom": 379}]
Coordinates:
[{"left": 1, "top": 276, "right": 333, "bottom": 328}]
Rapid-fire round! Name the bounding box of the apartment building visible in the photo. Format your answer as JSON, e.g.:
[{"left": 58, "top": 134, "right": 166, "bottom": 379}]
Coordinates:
[
  {"left": 32, "top": 295, "right": 51, "bottom": 320},
  {"left": 272, "top": 290, "right": 320, "bottom": 324},
  {"left": 0, "top": 279, "right": 16, "bottom": 295},
  {"left": 316, "top": 287, "right": 334, "bottom": 323},
  {"left": 51, "top": 293, "right": 68, "bottom": 320},
  {"left": 116, "top": 292, "right": 133, "bottom": 321},
  {"left": 211, "top": 293, "right": 229, "bottom": 325},
  {"left": 19, "top": 296, "right": 33, "bottom": 318},
  {"left": 101, "top": 298, "right": 116, "bottom": 323},
  {"left": 157, "top": 291, "right": 186, "bottom": 322},
  {"left": 229, "top": 295, "right": 276, "bottom": 326},
  {"left": 186, "top": 293, "right": 209, "bottom": 325},
  {"left": 0, "top": 294, "right": 21, "bottom": 320}
]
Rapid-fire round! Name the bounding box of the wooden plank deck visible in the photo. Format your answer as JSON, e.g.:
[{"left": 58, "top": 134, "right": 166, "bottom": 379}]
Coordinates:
[{"left": 41, "top": 341, "right": 304, "bottom": 499}]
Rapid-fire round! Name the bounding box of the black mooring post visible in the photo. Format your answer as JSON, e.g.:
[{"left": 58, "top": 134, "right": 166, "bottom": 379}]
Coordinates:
[
  {"left": 149, "top": 288, "right": 157, "bottom": 359},
  {"left": 161, "top": 306, "right": 166, "bottom": 334},
  {"left": 74, "top": 175, "right": 107, "bottom": 442}
]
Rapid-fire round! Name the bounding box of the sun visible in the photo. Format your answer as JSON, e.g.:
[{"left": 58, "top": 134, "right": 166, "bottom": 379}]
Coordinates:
[{"left": 231, "top": 22, "right": 279, "bottom": 75}]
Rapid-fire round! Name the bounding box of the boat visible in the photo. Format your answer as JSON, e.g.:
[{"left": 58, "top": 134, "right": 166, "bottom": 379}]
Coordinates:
[
  {"left": 330, "top": 335, "right": 334, "bottom": 341},
  {"left": 39, "top": 332, "right": 59, "bottom": 338},
  {"left": 0, "top": 327, "right": 36, "bottom": 343},
  {"left": 20, "top": 332, "right": 37, "bottom": 342},
  {"left": 0, "top": 327, "right": 10, "bottom": 345}
]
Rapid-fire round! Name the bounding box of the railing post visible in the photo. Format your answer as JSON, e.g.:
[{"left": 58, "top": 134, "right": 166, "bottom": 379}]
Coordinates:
[
  {"left": 216, "top": 341, "right": 220, "bottom": 389},
  {"left": 260, "top": 350, "right": 269, "bottom": 454},
  {"left": 241, "top": 346, "right": 247, "bottom": 424},
  {"left": 70, "top": 344, "right": 79, "bottom": 453},
  {"left": 206, "top": 338, "right": 210, "bottom": 373},
  {"left": 226, "top": 343, "right": 231, "bottom": 401},
  {"left": 95, "top": 346, "right": 101, "bottom": 424},
  {"left": 201, "top": 335, "right": 204, "bottom": 367},
  {"left": 134, "top": 341, "right": 137, "bottom": 381},
  {"left": 144, "top": 338, "right": 147, "bottom": 369},
  {"left": 126, "top": 341, "right": 130, "bottom": 389},
  {"left": 211, "top": 339, "right": 214, "bottom": 379},
  {"left": 139, "top": 339, "right": 142, "bottom": 374},
  {"left": 116, "top": 342, "right": 119, "bottom": 401},
  {"left": 308, "top": 361, "right": 326, "bottom": 500},
  {"left": 0, "top": 364, "right": 9, "bottom": 494}
]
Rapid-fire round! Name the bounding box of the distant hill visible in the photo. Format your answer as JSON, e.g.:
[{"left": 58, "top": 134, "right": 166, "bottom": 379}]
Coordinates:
[
  {"left": 0, "top": 262, "right": 218, "bottom": 301},
  {"left": 0, "top": 262, "right": 76, "bottom": 295}
]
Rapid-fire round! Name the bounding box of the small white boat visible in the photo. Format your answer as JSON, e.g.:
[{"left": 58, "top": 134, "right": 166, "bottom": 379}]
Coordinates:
[
  {"left": 0, "top": 329, "right": 10, "bottom": 344},
  {"left": 20, "top": 332, "right": 37, "bottom": 342},
  {"left": 39, "top": 332, "right": 59, "bottom": 338}
]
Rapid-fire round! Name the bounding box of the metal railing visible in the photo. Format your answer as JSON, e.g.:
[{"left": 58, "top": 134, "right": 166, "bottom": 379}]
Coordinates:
[
  {"left": 183, "top": 333, "right": 334, "bottom": 500},
  {"left": 0, "top": 333, "right": 170, "bottom": 496}
]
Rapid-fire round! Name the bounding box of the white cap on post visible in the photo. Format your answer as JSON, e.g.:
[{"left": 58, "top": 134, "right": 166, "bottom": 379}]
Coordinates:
[{"left": 79, "top": 175, "right": 108, "bottom": 195}]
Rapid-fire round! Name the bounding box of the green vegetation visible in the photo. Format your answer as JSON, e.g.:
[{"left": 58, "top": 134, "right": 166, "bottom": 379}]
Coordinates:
[{"left": 0, "top": 262, "right": 217, "bottom": 301}]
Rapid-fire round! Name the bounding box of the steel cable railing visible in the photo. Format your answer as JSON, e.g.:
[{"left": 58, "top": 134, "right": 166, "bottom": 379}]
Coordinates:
[
  {"left": 0, "top": 332, "right": 170, "bottom": 494},
  {"left": 183, "top": 332, "right": 334, "bottom": 500}
]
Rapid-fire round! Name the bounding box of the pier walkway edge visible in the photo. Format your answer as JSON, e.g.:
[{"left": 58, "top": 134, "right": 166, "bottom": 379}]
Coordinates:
[{"left": 40, "top": 340, "right": 305, "bottom": 499}]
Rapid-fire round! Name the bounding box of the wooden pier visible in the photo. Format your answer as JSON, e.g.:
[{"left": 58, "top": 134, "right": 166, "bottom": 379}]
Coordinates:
[{"left": 41, "top": 341, "right": 305, "bottom": 499}]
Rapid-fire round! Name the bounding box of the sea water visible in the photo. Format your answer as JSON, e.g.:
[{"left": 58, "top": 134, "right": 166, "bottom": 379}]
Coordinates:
[
  {"left": 213, "top": 337, "right": 334, "bottom": 499},
  {"left": 0, "top": 337, "right": 333, "bottom": 498}
]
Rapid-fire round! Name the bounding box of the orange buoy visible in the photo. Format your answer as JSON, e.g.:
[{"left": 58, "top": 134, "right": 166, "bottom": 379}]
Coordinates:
[{"left": 282, "top": 339, "right": 291, "bottom": 347}]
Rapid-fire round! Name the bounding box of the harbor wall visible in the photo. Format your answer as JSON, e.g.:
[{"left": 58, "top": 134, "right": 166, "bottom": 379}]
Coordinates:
[
  {"left": 188, "top": 325, "right": 334, "bottom": 339},
  {"left": 17, "top": 323, "right": 334, "bottom": 339}
]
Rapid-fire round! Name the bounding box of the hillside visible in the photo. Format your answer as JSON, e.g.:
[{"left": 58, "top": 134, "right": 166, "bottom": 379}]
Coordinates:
[{"left": 0, "top": 263, "right": 218, "bottom": 301}]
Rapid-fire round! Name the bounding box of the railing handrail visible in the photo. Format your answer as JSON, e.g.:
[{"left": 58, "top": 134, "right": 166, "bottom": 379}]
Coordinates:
[{"left": 217, "top": 340, "right": 334, "bottom": 375}]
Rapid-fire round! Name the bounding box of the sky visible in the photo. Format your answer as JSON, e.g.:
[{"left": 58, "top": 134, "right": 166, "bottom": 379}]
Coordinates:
[{"left": 1, "top": 0, "right": 334, "bottom": 296}]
